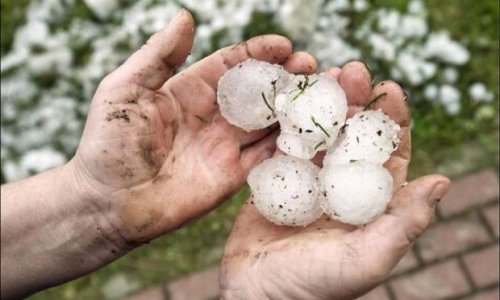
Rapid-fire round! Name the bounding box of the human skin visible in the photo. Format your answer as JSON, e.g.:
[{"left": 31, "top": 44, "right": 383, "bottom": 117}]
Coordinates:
[
  {"left": 220, "top": 62, "right": 451, "bottom": 299},
  {"left": 0, "top": 10, "right": 317, "bottom": 299},
  {"left": 0, "top": 9, "right": 451, "bottom": 300}
]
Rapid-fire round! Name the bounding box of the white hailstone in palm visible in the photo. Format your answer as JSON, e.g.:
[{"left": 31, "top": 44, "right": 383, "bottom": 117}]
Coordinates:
[
  {"left": 217, "top": 59, "right": 292, "bottom": 131},
  {"left": 324, "top": 110, "right": 401, "bottom": 166},
  {"left": 275, "top": 74, "right": 347, "bottom": 159},
  {"left": 319, "top": 161, "right": 393, "bottom": 225},
  {"left": 247, "top": 155, "right": 323, "bottom": 226}
]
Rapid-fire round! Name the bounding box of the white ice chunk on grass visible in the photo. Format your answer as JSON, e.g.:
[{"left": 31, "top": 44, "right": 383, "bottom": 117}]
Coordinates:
[
  {"left": 324, "top": 109, "right": 401, "bottom": 166},
  {"left": 248, "top": 155, "right": 323, "bottom": 226},
  {"left": 275, "top": 74, "right": 348, "bottom": 159},
  {"left": 217, "top": 58, "right": 291, "bottom": 131},
  {"left": 319, "top": 161, "right": 393, "bottom": 225}
]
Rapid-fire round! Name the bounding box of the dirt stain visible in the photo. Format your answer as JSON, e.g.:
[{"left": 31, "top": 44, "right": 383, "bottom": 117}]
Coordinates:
[{"left": 106, "top": 109, "right": 130, "bottom": 122}]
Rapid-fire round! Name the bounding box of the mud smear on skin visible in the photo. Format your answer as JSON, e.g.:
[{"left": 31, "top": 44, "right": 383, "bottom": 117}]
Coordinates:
[
  {"left": 134, "top": 208, "right": 163, "bottom": 233},
  {"left": 106, "top": 109, "right": 130, "bottom": 122},
  {"left": 138, "top": 138, "right": 157, "bottom": 168}
]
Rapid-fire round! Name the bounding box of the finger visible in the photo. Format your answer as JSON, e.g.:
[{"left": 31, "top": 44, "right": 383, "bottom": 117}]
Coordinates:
[
  {"left": 239, "top": 130, "right": 279, "bottom": 175},
  {"left": 358, "top": 175, "right": 450, "bottom": 277},
  {"left": 237, "top": 128, "right": 273, "bottom": 148},
  {"left": 198, "top": 111, "right": 277, "bottom": 148},
  {"left": 311, "top": 150, "right": 326, "bottom": 167},
  {"left": 365, "top": 81, "right": 411, "bottom": 187},
  {"left": 384, "top": 127, "right": 411, "bottom": 188},
  {"left": 236, "top": 117, "right": 279, "bottom": 149},
  {"left": 323, "top": 67, "right": 342, "bottom": 80},
  {"left": 282, "top": 51, "right": 317, "bottom": 74},
  {"left": 346, "top": 105, "right": 363, "bottom": 118},
  {"left": 163, "top": 35, "right": 293, "bottom": 116},
  {"left": 368, "top": 81, "right": 410, "bottom": 127},
  {"left": 189, "top": 35, "right": 292, "bottom": 88},
  {"left": 103, "top": 9, "right": 195, "bottom": 90},
  {"left": 338, "top": 61, "right": 372, "bottom": 106},
  {"left": 239, "top": 123, "right": 279, "bottom": 148}
]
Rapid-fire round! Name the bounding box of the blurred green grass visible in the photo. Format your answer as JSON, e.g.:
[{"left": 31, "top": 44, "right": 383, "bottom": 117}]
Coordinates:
[
  {"left": 1, "top": 0, "right": 498, "bottom": 299},
  {"left": 408, "top": 0, "right": 499, "bottom": 178},
  {"left": 1, "top": 0, "right": 31, "bottom": 55}
]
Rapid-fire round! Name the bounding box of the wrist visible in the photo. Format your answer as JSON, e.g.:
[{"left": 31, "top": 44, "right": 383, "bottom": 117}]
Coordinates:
[
  {"left": 64, "top": 158, "right": 136, "bottom": 255},
  {"left": 1, "top": 161, "right": 134, "bottom": 298}
]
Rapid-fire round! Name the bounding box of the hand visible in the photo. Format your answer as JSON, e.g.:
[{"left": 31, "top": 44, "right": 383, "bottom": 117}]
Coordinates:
[
  {"left": 70, "top": 10, "right": 318, "bottom": 247},
  {"left": 220, "top": 62, "right": 451, "bottom": 300}
]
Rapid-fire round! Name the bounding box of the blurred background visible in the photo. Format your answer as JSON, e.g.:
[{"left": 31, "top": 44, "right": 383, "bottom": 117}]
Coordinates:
[{"left": 1, "top": 0, "right": 498, "bottom": 299}]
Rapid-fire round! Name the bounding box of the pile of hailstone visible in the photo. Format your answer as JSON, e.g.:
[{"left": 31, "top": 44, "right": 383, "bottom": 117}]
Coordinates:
[{"left": 218, "top": 59, "right": 401, "bottom": 226}]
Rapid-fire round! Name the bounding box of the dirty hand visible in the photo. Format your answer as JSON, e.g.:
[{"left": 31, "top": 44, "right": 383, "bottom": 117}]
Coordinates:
[
  {"left": 220, "top": 62, "right": 451, "bottom": 300},
  {"left": 71, "top": 10, "right": 317, "bottom": 247},
  {"left": 2, "top": 9, "right": 321, "bottom": 299}
]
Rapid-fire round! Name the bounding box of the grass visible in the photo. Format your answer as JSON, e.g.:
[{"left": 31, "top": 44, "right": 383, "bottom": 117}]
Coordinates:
[
  {"left": 1, "top": 0, "right": 498, "bottom": 299},
  {"left": 408, "top": 0, "right": 499, "bottom": 179},
  {"left": 0, "top": 0, "right": 31, "bottom": 56}
]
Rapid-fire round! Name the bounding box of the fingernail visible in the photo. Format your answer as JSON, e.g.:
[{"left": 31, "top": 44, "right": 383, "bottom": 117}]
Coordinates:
[{"left": 429, "top": 181, "right": 450, "bottom": 206}]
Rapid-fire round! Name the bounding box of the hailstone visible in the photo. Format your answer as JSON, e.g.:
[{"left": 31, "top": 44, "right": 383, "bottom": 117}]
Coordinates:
[
  {"left": 247, "top": 155, "right": 323, "bottom": 226},
  {"left": 216, "top": 58, "right": 401, "bottom": 227},
  {"left": 324, "top": 110, "right": 401, "bottom": 166},
  {"left": 319, "top": 161, "right": 393, "bottom": 225},
  {"left": 217, "top": 59, "right": 291, "bottom": 131},
  {"left": 275, "top": 74, "right": 348, "bottom": 159}
]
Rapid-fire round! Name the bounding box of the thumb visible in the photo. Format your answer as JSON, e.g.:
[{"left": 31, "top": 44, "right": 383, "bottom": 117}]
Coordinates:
[
  {"left": 104, "top": 9, "right": 195, "bottom": 90},
  {"left": 384, "top": 174, "right": 451, "bottom": 242},
  {"left": 359, "top": 175, "right": 451, "bottom": 277}
]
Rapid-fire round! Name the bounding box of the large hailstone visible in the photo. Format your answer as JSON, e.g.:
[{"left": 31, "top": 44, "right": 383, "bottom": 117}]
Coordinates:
[
  {"left": 319, "top": 161, "right": 393, "bottom": 225},
  {"left": 275, "top": 74, "right": 348, "bottom": 159},
  {"left": 248, "top": 155, "right": 323, "bottom": 226},
  {"left": 324, "top": 110, "right": 401, "bottom": 166},
  {"left": 217, "top": 59, "right": 291, "bottom": 131}
]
